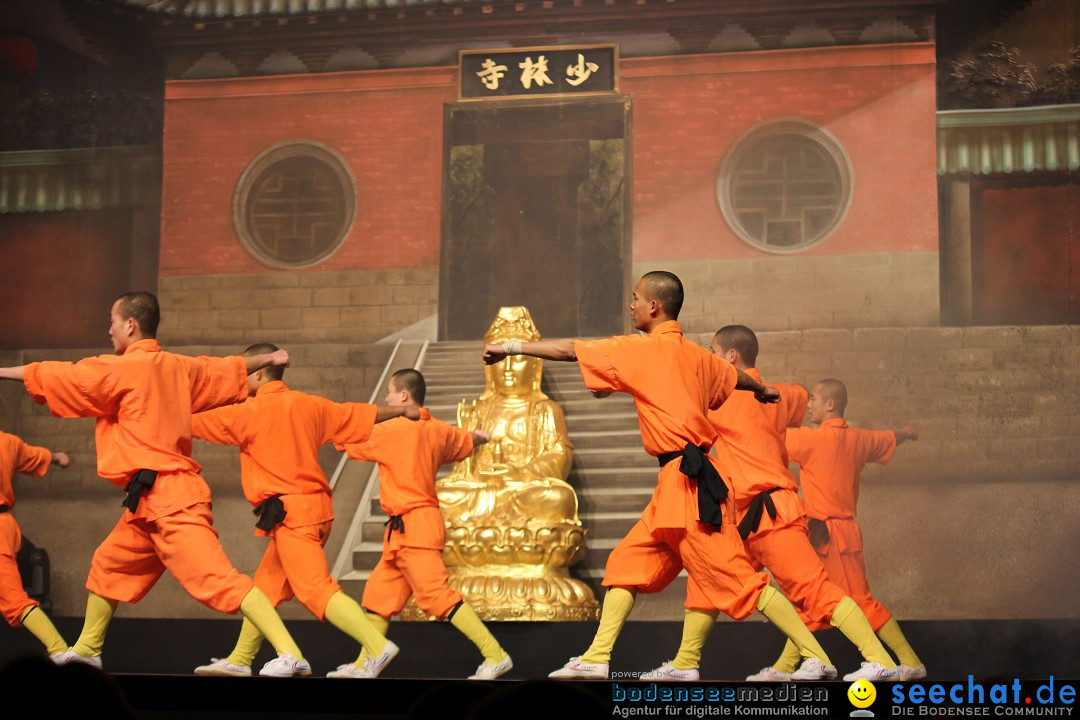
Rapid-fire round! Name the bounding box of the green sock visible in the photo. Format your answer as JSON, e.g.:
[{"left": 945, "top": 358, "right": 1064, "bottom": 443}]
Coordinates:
[
  {"left": 20, "top": 606, "right": 67, "bottom": 655},
  {"left": 757, "top": 586, "right": 832, "bottom": 667},
  {"left": 877, "top": 617, "right": 921, "bottom": 667},
  {"left": 449, "top": 603, "right": 507, "bottom": 664},
  {"left": 830, "top": 596, "right": 894, "bottom": 668},
  {"left": 225, "top": 618, "right": 265, "bottom": 667},
  {"left": 72, "top": 592, "right": 118, "bottom": 658},
  {"left": 240, "top": 587, "right": 303, "bottom": 660},
  {"left": 671, "top": 609, "right": 718, "bottom": 670}
]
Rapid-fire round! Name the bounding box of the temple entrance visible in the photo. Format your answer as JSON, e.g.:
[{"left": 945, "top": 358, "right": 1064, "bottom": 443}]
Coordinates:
[{"left": 439, "top": 96, "right": 632, "bottom": 340}]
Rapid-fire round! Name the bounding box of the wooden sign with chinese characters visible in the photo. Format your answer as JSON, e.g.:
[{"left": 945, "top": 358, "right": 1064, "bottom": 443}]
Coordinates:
[{"left": 459, "top": 45, "right": 617, "bottom": 100}]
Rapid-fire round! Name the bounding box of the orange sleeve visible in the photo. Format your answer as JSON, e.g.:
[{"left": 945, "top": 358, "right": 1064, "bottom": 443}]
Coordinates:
[
  {"left": 442, "top": 426, "right": 475, "bottom": 464},
  {"left": 574, "top": 336, "right": 638, "bottom": 394},
  {"left": 191, "top": 403, "right": 245, "bottom": 447},
  {"left": 778, "top": 385, "right": 809, "bottom": 428},
  {"left": 322, "top": 401, "right": 378, "bottom": 446},
  {"left": 14, "top": 438, "right": 52, "bottom": 478},
  {"left": 23, "top": 357, "right": 121, "bottom": 418},
  {"left": 785, "top": 427, "right": 814, "bottom": 465},
  {"left": 860, "top": 429, "right": 897, "bottom": 465},
  {"left": 186, "top": 355, "right": 248, "bottom": 414},
  {"left": 706, "top": 354, "right": 739, "bottom": 411}
]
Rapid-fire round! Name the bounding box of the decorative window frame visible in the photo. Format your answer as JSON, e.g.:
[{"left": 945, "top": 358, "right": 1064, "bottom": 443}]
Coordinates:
[
  {"left": 717, "top": 118, "right": 854, "bottom": 254},
  {"left": 232, "top": 140, "right": 357, "bottom": 269}
]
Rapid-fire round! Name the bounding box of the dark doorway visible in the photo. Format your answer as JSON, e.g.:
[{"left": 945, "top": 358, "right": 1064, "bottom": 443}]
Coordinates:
[{"left": 439, "top": 96, "right": 632, "bottom": 340}]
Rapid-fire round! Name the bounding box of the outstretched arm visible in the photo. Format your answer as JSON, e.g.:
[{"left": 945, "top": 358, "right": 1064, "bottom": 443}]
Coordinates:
[
  {"left": 244, "top": 350, "right": 289, "bottom": 374},
  {"left": 375, "top": 405, "right": 420, "bottom": 423},
  {"left": 0, "top": 366, "right": 26, "bottom": 382},
  {"left": 894, "top": 425, "right": 918, "bottom": 445},
  {"left": 483, "top": 339, "right": 578, "bottom": 365},
  {"left": 734, "top": 368, "right": 780, "bottom": 404}
]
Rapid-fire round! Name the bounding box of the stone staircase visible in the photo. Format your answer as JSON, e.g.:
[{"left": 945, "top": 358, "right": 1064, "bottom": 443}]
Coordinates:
[{"left": 332, "top": 340, "right": 687, "bottom": 617}]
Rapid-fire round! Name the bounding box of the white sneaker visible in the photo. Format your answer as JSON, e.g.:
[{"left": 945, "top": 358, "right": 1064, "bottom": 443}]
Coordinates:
[
  {"left": 468, "top": 654, "right": 514, "bottom": 680},
  {"left": 548, "top": 656, "right": 609, "bottom": 679},
  {"left": 194, "top": 657, "right": 252, "bottom": 677},
  {"left": 259, "top": 653, "right": 312, "bottom": 677},
  {"left": 326, "top": 662, "right": 373, "bottom": 679},
  {"left": 746, "top": 666, "right": 792, "bottom": 682},
  {"left": 843, "top": 662, "right": 900, "bottom": 682},
  {"left": 53, "top": 648, "right": 102, "bottom": 669},
  {"left": 360, "top": 639, "right": 399, "bottom": 677},
  {"left": 897, "top": 664, "right": 927, "bottom": 681},
  {"left": 791, "top": 657, "right": 838, "bottom": 681},
  {"left": 639, "top": 662, "right": 699, "bottom": 681}
]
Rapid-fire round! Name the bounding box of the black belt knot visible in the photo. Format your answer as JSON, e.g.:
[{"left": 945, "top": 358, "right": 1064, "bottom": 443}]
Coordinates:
[
  {"left": 384, "top": 515, "right": 405, "bottom": 541},
  {"left": 0, "top": 505, "right": 9, "bottom": 513},
  {"left": 737, "top": 487, "right": 781, "bottom": 540},
  {"left": 122, "top": 470, "right": 157, "bottom": 513},
  {"left": 253, "top": 495, "right": 287, "bottom": 532},
  {"left": 807, "top": 517, "right": 831, "bottom": 547},
  {"left": 657, "top": 443, "right": 727, "bottom": 527}
]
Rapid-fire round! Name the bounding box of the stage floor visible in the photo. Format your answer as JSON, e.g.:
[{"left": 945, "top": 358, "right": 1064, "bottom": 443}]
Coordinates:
[{"left": 2, "top": 618, "right": 1078, "bottom": 718}]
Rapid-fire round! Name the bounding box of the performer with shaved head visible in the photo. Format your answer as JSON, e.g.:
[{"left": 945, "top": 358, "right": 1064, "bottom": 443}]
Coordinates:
[
  {"left": 483, "top": 271, "right": 834, "bottom": 680},
  {"left": 190, "top": 343, "right": 419, "bottom": 679},
  {"left": 0, "top": 292, "right": 307, "bottom": 675},
  {"left": 647, "top": 325, "right": 901, "bottom": 682}
]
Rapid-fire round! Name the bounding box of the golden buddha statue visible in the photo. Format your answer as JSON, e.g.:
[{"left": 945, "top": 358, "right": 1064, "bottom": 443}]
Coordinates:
[{"left": 407, "top": 306, "right": 597, "bottom": 621}]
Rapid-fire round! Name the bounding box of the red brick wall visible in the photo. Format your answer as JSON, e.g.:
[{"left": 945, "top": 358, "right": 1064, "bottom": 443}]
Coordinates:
[
  {"left": 625, "top": 43, "right": 938, "bottom": 261},
  {"left": 161, "top": 67, "right": 457, "bottom": 277}
]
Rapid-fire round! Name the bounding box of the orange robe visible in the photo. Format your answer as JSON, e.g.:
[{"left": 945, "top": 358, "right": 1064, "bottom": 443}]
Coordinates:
[
  {"left": 191, "top": 380, "right": 378, "bottom": 620},
  {"left": 686, "top": 371, "right": 847, "bottom": 625},
  {"left": 573, "top": 320, "right": 768, "bottom": 620},
  {"left": 785, "top": 418, "right": 897, "bottom": 631},
  {"left": 338, "top": 409, "right": 474, "bottom": 620},
  {"left": 22, "top": 338, "right": 254, "bottom": 613},
  {"left": 0, "top": 432, "right": 51, "bottom": 626}
]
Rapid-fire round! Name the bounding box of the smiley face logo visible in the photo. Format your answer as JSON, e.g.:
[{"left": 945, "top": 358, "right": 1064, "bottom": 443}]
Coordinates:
[{"left": 848, "top": 678, "right": 877, "bottom": 709}]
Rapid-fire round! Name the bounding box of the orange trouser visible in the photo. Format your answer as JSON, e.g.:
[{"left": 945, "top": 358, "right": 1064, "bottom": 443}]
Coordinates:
[
  {"left": 603, "top": 515, "right": 768, "bottom": 621},
  {"left": 87, "top": 501, "right": 252, "bottom": 613},
  {"left": 810, "top": 518, "right": 892, "bottom": 631},
  {"left": 254, "top": 520, "right": 341, "bottom": 621},
  {"left": 0, "top": 514, "right": 37, "bottom": 626},
  {"left": 686, "top": 489, "right": 846, "bottom": 626},
  {"left": 362, "top": 507, "right": 462, "bottom": 620}
]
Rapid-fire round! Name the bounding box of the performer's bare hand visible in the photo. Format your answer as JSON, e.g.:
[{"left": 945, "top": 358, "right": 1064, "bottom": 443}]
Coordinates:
[
  {"left": 591, "top": 390, "right": 612, "bottom": 399},
  {"left": 755, "top": 385, "right": 781, "bottom": 404},
  {"left": 403, "top": 406, "right": 421, "bottom": 421},
  {"left": 52, "top": 452, "right": 70, "bottom": 468},
  {"left": 268, "top": 349, "right": 290, "bottom": 367},
  {"left": 900, "top": 425, "right": 918, "bottom": 441},
  {"left": 474, "top": 429, "right": 491, "bottom": 442},
  {"left": 483, "top": 344, "right": 507, "bottom": 365}
]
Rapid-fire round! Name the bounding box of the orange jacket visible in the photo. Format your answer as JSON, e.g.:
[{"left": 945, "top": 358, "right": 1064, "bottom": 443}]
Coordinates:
[
  {"left": 574, "top": 320, "right": 738, "bottom": 529},
  {"left": 192, "top": 380, "right": 378, "bottom": 530},
  {"left": 785, "top": 418, "right": 896, "bottom": 520},
  {"left": 707, "top": 369, "right": 807, "bottom": 511},
  {"left": 23, "top": 338, "right": 248, "bottom": 520},
  {"left": 0, "top": 431, "right": 51, "bottom": 509},
  {"left": 338, "top": 408, "right": 473, "bottom": 518}
]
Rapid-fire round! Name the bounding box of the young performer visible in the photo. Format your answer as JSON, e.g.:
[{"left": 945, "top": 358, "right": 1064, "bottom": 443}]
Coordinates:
[
  {"left": 336, "top": 369, "right": 512, "bottom": 680},
  {"left": 482, "top": 272, "right": 834, "bottom": 680},
  {"left": 768, "top": 378, "right": 925, "bottom": 681},
  {"left": 190, "top": 343, "right": 417, "bottom": 678},
  {"left": 0, "top": 292, "right": 307, "bottom": 675},
  {"left": 649, "top": 326, "right": 899, "bottom": 682},
  {"left": 0, "top": 431, "right": 69, "bottom": 659}
]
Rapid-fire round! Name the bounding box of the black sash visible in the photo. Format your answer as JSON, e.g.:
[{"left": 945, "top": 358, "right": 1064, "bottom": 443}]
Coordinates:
[
  {"left": 253, "top": 495, "right": 287, "bottom": 532},
  {"left": 121, "top": 470, "right": 157, "bottom": 513},
  {"left": 807, "top": 517, "right": 831, "bottom": 548},
  {"left": 656, "top": 443, "right": 726, "bottom": 527},
  {"left": 0, "top": 505, "right": 9, "bottom": 513},
  {"left": 737, "top": 487, "right": 781, "bottom": 540},
  {"left": 384, "top": 515, "right": 405, "bottom": 541}
]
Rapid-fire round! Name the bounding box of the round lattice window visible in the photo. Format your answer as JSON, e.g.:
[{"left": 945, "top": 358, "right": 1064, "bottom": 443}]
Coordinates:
[
  {"left": 718, "top": 120, "right": 853, "bottom": 253},
  {"left": 233, "top": 141, "right": 356, "bottom": 269}
]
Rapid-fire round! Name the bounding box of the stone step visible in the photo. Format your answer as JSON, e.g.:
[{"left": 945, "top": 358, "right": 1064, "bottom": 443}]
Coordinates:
[
  {"left": 564, "top": 411, "right": 639, "bottom": 432},
  {"left": 570, "top": 446, "right": 654, "bottom": 469},
  {"left": 563, "top": 428, "right": 643, "bottom": 449}
]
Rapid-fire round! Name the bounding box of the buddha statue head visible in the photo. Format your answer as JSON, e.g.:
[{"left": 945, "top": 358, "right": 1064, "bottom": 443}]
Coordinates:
[{"left": 481, "top": 306, "right": 544, "bottom": 399}]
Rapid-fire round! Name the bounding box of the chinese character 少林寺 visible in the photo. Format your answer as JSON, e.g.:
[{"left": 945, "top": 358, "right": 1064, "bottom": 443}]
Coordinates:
[
  {"left": 518, "top": 56, "right": 554, "bottom": 90},
  {"left": 477, "top": 58, "right": 509, "bottom": 90},
  {"left": 565, "top": 53, "right": 599, "bottom": 87}
]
